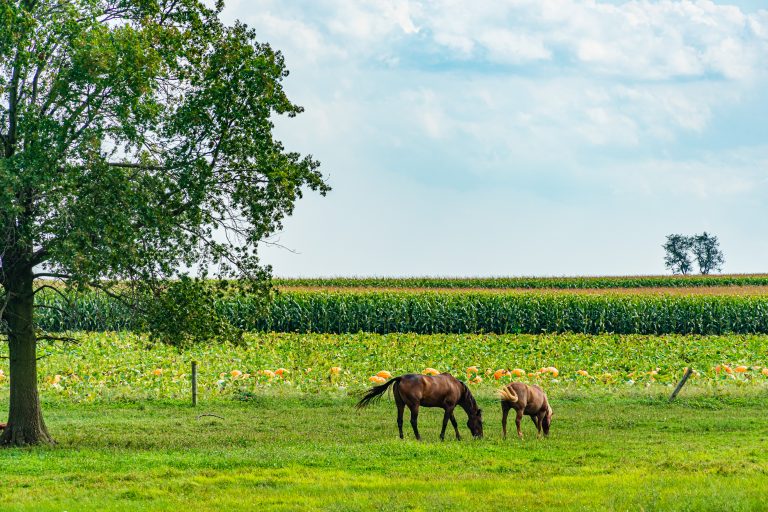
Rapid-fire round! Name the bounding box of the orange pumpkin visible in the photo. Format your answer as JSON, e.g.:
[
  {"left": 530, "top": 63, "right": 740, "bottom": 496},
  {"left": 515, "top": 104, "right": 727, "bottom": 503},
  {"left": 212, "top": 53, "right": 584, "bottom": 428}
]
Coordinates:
[
  {"left": 230, "top": 370, "right": 242, "bottom": 378},
  {"left": 576, "top": 370, "right": 589, "bottom": 377},
  {"left": 369, "top": 375, "right": 386, "bottom": 383},
  {"left": 466, "top": 366, "right": 479, "bottom": 375},
  {"left": 493, "top": 369, "right": 507, "bottom": 380},
  {"left": 511, "top": 368, "right": 525, "bottom": 377},
  {"left": 423, "top": 368, "right": 440, "bottom": 376},
  {"left": 330, "top": 366, "right": 341, "bottom": 375},
  {"left": 275, "top": 368, "right": 287, "bottom": 377},
  {"left": 762, "top": 368, "right": 768, "bottom": 376},
  {"left": 735, "top": 365, "right": 748, "bottom": 373},
  {"left": 376, "top": 370, "right": 392, "bottom": 379}
]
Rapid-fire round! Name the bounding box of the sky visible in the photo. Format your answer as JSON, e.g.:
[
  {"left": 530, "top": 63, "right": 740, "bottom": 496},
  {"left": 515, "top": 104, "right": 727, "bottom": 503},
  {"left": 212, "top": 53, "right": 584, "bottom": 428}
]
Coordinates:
[{"left": 220, "top": 0, "right": 768, "bottom": 277}]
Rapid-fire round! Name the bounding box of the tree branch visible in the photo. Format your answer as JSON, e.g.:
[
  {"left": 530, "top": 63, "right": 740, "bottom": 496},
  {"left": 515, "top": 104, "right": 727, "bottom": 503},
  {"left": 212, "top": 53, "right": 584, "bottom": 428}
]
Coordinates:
[{"left": 36, "top": 334, "right": 78, "bottom": 344}]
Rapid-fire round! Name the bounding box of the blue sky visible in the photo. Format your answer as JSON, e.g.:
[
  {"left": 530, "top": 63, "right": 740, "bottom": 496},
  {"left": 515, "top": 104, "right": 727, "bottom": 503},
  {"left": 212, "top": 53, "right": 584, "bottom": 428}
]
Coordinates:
[{"left": 221, "top": 0, "right": 768, "bottom": 277}]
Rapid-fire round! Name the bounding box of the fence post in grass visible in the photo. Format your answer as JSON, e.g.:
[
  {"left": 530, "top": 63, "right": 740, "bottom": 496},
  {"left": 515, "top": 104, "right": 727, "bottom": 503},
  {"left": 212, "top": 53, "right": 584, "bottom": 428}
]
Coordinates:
[
  {"left": 192, "top": 361, "right": 198, "bottom": 407},
  {"left": 669, "top": 367, "right": 694, "bottom": 402}
]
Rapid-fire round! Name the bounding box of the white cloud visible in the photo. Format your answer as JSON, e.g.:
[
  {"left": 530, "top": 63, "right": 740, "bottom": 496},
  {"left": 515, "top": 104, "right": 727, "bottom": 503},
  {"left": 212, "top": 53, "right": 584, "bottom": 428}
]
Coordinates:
[
  {"left": 608, "top": 150, "right": 768, "bottom": 199},
  {"left": 478, "top": 30, "right": 552, "bottom": 63},
  {"left": 229, "top": 1, "right": 768, "bottom": 81}
]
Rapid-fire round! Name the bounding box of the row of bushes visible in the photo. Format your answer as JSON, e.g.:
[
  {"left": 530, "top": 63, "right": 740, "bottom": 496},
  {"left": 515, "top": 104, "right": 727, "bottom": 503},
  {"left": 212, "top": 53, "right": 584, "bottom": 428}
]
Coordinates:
[
  {"left": 274, "top": 274, "right": 768, "bottom": 289},
  {"left": 37, "top": 290, "right": 768, "bottom": 335}
]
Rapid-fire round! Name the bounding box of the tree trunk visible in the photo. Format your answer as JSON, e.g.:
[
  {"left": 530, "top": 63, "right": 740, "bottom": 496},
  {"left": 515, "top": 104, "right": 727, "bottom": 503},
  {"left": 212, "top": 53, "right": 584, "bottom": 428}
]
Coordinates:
[{"left": 1, "top": 266, "right": 53, "bottom": 446}]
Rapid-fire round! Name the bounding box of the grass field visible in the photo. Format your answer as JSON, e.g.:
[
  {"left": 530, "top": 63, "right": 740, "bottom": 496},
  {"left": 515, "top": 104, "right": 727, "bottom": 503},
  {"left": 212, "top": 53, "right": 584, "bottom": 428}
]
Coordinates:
[
  {"left": 2, "top": 332, "right": 768, "bottom": 510},
  {"left": 2, "top": 394, "right": 768, "bottom": 511}
]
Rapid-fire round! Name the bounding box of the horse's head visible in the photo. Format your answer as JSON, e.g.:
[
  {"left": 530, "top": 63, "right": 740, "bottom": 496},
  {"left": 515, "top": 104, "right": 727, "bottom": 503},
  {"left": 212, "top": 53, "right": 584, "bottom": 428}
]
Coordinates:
[
  {"left": 459, "top": 381, "right": 484, "bottom": 438},
  {"left": 542, "top": 404, "right": 553, "bottom": 436},
  {"left": 466, "top": 407, "right": 483, "bottom": 438}
]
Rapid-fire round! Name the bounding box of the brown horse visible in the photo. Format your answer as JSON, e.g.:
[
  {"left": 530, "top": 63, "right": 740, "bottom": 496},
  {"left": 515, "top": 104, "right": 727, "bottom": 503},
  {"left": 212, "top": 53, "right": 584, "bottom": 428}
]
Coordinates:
[
  {"left": 357, "top": 373, "right": 483, "bottom": 440},
  {"left": 499, "top": 382, "right": 553, "bottom": 439}
]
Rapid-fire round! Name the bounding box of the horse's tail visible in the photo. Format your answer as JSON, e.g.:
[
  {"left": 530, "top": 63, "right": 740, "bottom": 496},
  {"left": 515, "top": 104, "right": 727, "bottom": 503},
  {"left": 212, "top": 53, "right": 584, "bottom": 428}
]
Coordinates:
[
  {"left": 356, "top": 377, "right": 401, "bottom": 409},
  {"left": 498, "top": 385, "right": 518, "bottom": 403}
]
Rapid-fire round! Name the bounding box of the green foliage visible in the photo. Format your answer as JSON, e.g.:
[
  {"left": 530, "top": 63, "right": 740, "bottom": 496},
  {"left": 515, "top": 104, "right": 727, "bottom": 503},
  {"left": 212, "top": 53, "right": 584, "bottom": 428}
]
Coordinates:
[
  {"left": 663, "top": 234, "right": 694, "bottom": 275},
  {"left": 1, "top": 0, "right": 328, "bottom": 336},
  {"left": 142, "top": 277, "right": 261, "bottom": 345},
  {"left": 691, "top": 232, "right": 725, "bottom": 275},
  {"left": 36, "top": 289, "right": 768, "bottom": 335},
  {"left": 273, "top": 274, "right": 768, "bottom": 289},
  {"left": 663, "top": 232, "right": 725, "bottom": 275},
  {"left": 1, "top": 332, "right": 767, "bottom": 403}
]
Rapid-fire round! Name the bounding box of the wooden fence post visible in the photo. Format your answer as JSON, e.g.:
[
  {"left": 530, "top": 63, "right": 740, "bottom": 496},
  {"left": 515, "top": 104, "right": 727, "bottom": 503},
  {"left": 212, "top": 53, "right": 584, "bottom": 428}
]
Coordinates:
[
  {"left": 669, "top": 367, "right": 693, "bottom": 402},
  {"left": 192, "top": 361, "right": 198, "bottom": 407}
]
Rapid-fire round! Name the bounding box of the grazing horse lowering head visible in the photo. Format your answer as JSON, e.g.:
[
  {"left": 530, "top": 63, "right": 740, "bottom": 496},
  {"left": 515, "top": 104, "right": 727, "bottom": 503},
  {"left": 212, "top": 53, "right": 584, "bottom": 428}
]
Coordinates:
[
  {"left": 461, "top": 383, "right": 483, "bottom": 438},
  {"left": 542, "top": 404, "right": 553, "bottom": 436}
]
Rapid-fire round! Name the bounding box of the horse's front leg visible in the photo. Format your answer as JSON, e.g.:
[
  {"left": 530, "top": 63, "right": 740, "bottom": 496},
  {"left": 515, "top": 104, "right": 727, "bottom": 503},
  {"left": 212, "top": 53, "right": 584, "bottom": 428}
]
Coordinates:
[
  {"left": 440, "top": 406, "right": 456, "bottom": 441},
  {"left": 449, "top": 412, "right": 461, "bottom": 440},
  {"left": 501, "top": 404, "right": 510, "bottom": 440},
  {"left": 408, "top": 403, "right": 421, "bottom": 441},
  {"left": 516, "top": 410, "right": 524, "bottom": 439},
  {"left": 532, "top": 414, "right": 542, "bottom": 437}
]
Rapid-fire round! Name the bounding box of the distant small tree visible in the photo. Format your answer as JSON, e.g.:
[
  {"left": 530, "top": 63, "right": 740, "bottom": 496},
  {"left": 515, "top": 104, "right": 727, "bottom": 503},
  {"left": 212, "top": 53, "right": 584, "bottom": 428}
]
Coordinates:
[
  {"left": 691, "top": 232, "right": 725, "bottom": 275},
  {"left": 663, "top": 234, "right": 694, "bottom": 275}
]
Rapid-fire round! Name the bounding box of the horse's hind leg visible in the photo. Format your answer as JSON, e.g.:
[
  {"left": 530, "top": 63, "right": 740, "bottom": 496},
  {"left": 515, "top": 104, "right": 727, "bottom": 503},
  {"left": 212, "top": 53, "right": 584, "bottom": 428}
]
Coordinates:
[
  {"left": 394, "top": 384, "right": 405, "bottom": 439},
  {"left": 408, "top": 403, "right": 421, "bottom": 441},
  {"left": 449, "top": 412, "right": 461, "bottom": 440}
]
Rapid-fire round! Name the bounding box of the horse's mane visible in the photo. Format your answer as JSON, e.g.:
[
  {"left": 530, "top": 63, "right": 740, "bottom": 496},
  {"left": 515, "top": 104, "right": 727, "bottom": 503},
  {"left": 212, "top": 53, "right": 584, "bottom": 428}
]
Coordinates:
[{"left": 459, "top": 380, "right": 479, "bottom": 413}]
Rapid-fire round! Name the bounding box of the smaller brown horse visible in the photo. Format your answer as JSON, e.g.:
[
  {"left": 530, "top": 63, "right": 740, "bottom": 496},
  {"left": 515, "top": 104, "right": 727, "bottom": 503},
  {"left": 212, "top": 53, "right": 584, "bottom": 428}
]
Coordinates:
[
  {"left": 499, "top": 382, "right": 553, "bottom": 439},
  {"left": 357, "top": 373, "right": 483, "bottom": 440}
]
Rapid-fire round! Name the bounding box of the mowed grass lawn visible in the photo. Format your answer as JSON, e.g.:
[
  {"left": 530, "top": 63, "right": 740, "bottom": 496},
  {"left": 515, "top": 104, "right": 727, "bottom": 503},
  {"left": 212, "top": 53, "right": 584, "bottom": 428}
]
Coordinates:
[{"left": 2, "top": 393, "right": 768, "bottom": 511}]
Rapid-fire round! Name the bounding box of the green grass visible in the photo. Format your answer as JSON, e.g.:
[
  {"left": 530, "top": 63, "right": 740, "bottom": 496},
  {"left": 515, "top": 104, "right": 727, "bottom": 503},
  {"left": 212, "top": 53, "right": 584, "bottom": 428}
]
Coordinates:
[{"left": 2, "top": 394, "right": 768, "bottom": 511}]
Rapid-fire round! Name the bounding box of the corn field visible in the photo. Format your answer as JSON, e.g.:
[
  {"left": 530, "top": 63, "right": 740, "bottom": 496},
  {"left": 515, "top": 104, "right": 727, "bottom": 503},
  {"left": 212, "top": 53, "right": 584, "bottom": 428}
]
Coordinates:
[
  {"left": 273, "top": 275, "right": 768, "bottom": 289},
  {"left": 36, "top": 290, "right": 768, "bottom": 335}
]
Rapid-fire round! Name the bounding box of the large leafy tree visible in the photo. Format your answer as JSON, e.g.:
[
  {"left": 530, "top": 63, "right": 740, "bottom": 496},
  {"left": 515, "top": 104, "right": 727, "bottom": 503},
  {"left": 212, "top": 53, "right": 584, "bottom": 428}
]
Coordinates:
[{"left": 0, "top": 0, "right": 328, "bottom": 445}]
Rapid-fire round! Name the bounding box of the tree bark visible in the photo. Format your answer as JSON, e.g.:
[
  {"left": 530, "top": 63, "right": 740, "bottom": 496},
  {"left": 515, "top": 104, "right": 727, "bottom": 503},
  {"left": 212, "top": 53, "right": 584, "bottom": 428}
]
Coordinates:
[{"left": 1, "top": 265, "right": 53, "bottom": 446}]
